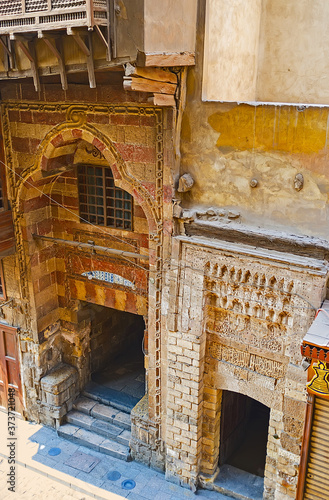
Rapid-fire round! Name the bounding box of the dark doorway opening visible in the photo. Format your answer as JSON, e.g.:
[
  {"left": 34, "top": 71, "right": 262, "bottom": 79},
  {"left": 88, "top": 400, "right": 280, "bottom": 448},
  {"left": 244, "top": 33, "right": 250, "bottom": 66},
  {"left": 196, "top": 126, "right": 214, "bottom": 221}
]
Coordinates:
[
  {"left": 81, "top": 302, "right": 146, "bottom": 407},
  {"left": 220, "top": 391, "right": 270, "bottom": 477},
  {"left": 59, "top": 303, "right": 146, "bottom": 461}
]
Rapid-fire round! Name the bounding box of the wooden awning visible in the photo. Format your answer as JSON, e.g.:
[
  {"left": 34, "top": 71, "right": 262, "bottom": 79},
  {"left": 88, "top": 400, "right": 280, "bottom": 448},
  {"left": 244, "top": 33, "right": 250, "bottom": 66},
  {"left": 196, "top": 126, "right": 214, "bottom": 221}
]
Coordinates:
[{"left": 301, "top": 300, "right": 329, "bottom": 361}]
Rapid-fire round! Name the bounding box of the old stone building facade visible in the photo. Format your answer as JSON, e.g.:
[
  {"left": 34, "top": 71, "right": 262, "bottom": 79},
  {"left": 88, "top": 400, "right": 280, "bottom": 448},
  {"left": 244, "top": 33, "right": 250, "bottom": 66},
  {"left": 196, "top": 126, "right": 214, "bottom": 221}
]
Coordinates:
[{"left": 1, "top": 1, "right": 329, "bottom": 499}]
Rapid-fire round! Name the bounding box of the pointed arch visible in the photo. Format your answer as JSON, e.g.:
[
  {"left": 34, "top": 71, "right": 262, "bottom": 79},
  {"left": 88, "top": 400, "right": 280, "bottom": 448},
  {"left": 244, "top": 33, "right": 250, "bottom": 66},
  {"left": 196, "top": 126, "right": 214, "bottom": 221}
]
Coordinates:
[{"left": 17, "top": 120, "right": 159, "bottom": 235}]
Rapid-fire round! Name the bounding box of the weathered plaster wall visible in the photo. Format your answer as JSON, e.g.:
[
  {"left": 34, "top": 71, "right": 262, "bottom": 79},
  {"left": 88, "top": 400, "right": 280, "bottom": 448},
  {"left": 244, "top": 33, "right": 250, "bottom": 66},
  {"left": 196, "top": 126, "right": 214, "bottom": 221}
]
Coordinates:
[
  {"left": 257, "top": 0, "right": 329, "bottom": 104},
  {"left": 203, "top": 0, "right": 329, "bottom": 104},
  {"left": 181, "top": 80, "right": 329, "bottom": 238},
  {"left": 202, "top": 0, "right": 261, "bottom": 102},
  {"left": 144, "top": 0, "right": 197, "bottom": 55}
]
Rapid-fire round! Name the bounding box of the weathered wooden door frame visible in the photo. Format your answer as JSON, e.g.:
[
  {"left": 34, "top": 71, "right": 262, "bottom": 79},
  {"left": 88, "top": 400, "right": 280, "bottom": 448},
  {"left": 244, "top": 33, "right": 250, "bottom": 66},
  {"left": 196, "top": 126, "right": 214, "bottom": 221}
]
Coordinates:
[{"left": 0, "top": 324, "right": 23, "bottom": 414}]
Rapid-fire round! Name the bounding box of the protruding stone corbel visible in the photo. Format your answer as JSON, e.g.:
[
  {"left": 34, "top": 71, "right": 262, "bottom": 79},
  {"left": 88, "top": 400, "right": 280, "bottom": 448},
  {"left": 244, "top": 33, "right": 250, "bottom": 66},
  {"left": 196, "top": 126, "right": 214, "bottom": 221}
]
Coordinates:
[
  {"left": 294, "top": 173, "right": 304, "bottom": 191},
  {"left": 177, "top": 173, "right": 194, "bottom": 193}
]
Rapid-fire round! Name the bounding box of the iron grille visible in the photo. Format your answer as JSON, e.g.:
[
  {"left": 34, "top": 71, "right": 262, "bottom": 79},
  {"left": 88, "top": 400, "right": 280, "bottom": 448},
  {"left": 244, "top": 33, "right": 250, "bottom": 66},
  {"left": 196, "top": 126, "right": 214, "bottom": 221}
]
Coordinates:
[{"left": 78, "top": 165, "right": 133, "bottom": 230}]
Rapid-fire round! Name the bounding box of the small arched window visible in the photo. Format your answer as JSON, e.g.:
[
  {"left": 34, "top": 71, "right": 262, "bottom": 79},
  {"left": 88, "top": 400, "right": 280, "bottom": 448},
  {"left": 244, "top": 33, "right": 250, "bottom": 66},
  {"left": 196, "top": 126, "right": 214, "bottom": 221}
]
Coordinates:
[{"left": 77, "top": 165, "right": 133, "bottom": 230}]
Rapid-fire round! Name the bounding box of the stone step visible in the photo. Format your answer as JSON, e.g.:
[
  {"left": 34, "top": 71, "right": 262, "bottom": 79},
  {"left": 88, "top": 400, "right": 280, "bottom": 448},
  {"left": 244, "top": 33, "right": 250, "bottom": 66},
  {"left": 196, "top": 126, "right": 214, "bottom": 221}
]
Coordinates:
[
  {"left": 73, "top": 397, "right": 131, "bottom": 430},
  {"left": 82, "top": 381, "right": 138, "bottom": 413},
  {"left": 58, "top": 423, "right": 131, "bottom": 462},
  {"left": 66, "top": 410, "right": 131, "bottom": 446},
  {"left": 208, "top": 465, "right": 264, "bottom": 500}
]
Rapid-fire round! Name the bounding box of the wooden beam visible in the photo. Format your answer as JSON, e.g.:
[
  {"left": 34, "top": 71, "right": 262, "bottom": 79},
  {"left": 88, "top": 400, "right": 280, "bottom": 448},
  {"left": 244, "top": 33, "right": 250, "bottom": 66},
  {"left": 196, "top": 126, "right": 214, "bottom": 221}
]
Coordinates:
[
  {"left": 69, "top": 31, "right": 90, "bottom": 56},
  {"left": 27, "top": 40, "right": 40, "bottom": 92},
  {"left": 123, "top": 76, "right": 176, "bottom": 95},
  {"left": 55, "top": 38, "right": 68, "bottom": 91},
  {"left": 0, "top": 37, "right": 11, "bottom": 58},
  {"left": 0, "top": 56, "right": 131, "bottom": 80},
  {"left": 86, "top": 32, "right": 96, "bottom": 88},
  {"left": 86, "top": 0, "right": 95, "bottom": 28},
  {"left": 94, "top": 25, "right": 110, "bottom": 61},
  {"left": 125, "top": 63, "right": 177, "bottom": 84},
  {"left": 136, "top": 51, "right": 195, "bottom": 67},
  {"left": 148, "top": 93, "right": 176, "bottom": 107},
  {"left": 109, "top": 0, "right": 117, "bottom": 59},
  {"left": 16, "top": 40, "right": 34, "bottom": 62},
  {"left": 68, "top": 28, "right": 95, "bottom": 88},
  {"left": 8, "top": 39, "right": 16, "bottom": 70},
  {"left": 16, "top": 39, "right": 40, "bottom": 91},
  {"left": 41, "top": 36, "right": 68, "bottom": 90},
  {"left": 0, "top": 37, "right": 9, "bottom": 71}
]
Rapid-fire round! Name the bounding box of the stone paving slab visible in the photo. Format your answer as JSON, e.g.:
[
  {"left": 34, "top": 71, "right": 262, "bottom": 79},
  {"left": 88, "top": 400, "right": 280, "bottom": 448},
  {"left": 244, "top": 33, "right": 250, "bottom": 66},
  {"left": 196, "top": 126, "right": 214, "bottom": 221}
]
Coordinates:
[
  {"left": 64, "top": 450, "right": 100, "bottom": 473},
  {"left": 0, "top": 410, "right": 232, "bottom": 500}
]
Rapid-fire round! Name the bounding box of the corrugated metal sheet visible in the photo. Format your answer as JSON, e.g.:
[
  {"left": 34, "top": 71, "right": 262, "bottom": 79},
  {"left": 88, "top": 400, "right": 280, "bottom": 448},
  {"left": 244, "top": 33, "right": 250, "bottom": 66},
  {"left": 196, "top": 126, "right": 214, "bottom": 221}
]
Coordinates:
[{"left": 304, "top": 397, "right": 329, "bottom": 500}]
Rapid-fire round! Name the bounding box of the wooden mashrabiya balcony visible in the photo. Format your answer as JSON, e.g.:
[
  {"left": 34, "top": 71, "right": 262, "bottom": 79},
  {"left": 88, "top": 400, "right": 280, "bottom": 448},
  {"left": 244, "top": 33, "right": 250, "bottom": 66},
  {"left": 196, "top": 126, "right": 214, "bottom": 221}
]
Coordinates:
[{"left": 0, "top": 0, "right": 110, "bottom": 33}]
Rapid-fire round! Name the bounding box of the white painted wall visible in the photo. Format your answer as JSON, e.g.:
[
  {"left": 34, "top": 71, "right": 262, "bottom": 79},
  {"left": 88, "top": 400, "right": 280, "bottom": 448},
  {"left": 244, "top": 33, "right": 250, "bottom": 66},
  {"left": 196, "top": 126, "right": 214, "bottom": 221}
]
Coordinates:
[
  {"left": 144, "top": 0, "right": 197, "bottom": 54},
  {"left": 203, "top": 0, "right": 329, "bottom": 104},
  {"left": 202, "top": 0, "right": 262, "bottom": 102}
]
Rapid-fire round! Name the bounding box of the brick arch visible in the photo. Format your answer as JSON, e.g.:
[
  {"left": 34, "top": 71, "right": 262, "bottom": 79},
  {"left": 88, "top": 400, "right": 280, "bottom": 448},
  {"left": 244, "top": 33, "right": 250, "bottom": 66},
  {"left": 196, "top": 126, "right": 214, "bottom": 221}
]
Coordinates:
[{"left": 18, "top": 122, "right": 158, "bottom": 235}]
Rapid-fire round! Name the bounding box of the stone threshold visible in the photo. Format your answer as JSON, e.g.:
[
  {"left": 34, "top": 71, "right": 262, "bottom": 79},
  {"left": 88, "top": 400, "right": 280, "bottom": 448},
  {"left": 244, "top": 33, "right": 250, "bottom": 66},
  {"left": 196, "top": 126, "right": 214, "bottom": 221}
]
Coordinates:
[{"left": 199, "top": 464, "right": 264, "bottom": 500}]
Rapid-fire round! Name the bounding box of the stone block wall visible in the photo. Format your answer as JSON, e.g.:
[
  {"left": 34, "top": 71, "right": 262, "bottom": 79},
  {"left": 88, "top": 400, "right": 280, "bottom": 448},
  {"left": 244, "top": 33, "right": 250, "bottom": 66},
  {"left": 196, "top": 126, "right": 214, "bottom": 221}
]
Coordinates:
[
  {"left": 0, "top": 82, "right": 175, "bottom": 470},
  {"left": 164, "top": 235, "right": 327, "bottom": 497},
  {"left": 40, "top": 363, "right": 78, "bottom": 427}
]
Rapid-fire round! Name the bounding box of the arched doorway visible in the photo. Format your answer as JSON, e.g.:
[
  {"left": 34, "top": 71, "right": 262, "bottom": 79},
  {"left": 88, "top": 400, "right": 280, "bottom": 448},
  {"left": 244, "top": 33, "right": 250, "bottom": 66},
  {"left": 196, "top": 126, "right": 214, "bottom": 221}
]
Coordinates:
[
  {"left": 85, "top": 302, "right": 146, "bottom": 406},
  {"left": 212, "top": 390, "right": 270, "bottom": 498},
  {"left": 220, "top": 391, "right": 270, "bottom": 476}
]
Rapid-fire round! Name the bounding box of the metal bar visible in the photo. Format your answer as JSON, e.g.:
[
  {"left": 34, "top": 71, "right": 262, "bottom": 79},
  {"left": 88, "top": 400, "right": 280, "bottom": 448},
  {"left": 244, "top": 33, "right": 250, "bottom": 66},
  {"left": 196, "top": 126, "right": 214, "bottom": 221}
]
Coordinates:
[{"left": 32, "top": 234, "right": 149, "bottom": 261}]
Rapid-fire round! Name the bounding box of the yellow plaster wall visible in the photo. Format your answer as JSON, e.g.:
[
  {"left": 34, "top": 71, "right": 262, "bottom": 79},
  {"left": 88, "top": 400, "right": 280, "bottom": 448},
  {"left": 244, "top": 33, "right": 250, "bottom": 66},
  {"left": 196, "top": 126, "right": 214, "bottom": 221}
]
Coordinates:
[{"left": 181, "top": 73, "right": 329, "bottom": 237}]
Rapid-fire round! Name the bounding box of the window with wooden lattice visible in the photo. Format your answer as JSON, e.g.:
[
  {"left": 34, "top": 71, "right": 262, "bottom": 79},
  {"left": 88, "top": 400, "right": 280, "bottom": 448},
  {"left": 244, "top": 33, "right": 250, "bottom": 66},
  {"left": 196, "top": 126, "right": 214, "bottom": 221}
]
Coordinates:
[{"left": 77, "top": 165, "right": 133, "bottom": 230}]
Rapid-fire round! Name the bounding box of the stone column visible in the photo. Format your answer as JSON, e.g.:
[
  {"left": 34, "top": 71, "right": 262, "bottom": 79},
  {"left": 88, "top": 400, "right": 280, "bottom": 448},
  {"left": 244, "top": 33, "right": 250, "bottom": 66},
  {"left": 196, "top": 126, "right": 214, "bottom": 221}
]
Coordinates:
[{"left": 165, "top": 247, "right": 206, "bottom": 490}]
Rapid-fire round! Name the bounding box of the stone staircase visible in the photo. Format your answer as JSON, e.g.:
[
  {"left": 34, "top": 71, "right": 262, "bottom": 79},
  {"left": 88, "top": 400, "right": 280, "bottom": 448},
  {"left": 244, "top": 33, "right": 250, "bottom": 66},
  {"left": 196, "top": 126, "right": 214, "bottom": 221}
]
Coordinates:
[{"left": 58, "top": 381, "right": 140, "bottom": 462}]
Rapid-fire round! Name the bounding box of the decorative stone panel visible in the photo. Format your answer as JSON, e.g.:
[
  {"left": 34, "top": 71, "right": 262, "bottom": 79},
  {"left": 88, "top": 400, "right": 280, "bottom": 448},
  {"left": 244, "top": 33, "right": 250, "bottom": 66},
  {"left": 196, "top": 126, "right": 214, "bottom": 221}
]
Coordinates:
[{"left": 165, "top": 235, "right": 327, "bottom": 496}]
